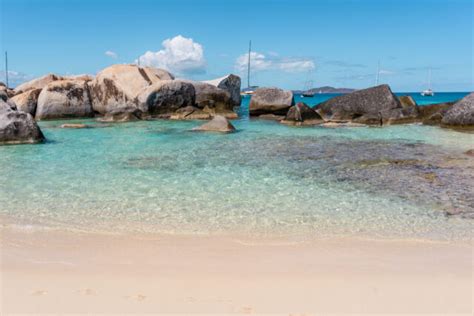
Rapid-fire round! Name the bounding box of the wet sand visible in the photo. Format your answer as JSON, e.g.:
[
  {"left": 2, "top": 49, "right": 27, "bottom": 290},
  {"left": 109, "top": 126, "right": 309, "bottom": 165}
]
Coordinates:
[{"left": 1, "top": 228, "right": 472, "bottom": 314}]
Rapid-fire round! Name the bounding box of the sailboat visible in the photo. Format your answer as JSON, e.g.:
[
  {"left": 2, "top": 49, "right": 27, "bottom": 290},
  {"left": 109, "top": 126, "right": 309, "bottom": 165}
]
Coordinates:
[
  {"left": 301, "top": 69, "right": 315, "bottom": 97},
  {"left": 421, "top": 68, "right": 434, "bottom": 96},
  {"left": 241, "top": 40, "right": 257, "bottom": 97}
]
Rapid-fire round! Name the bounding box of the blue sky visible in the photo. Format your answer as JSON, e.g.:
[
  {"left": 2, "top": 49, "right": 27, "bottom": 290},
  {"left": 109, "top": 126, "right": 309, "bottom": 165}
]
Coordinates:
[{"left": 1, "top": 0, "right": 472, "bottom": 91}]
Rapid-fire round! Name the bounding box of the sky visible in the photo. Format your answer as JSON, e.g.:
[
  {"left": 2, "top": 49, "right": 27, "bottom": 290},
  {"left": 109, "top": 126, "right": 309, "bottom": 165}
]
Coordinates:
[{"left": 0, "top": 0, "right": 472, "bottom": 91}]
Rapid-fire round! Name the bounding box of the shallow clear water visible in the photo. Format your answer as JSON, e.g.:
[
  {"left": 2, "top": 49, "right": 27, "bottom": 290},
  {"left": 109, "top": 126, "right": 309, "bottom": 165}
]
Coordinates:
[{"left": 1, "top": 95, "right": 473, "bottom": 241}]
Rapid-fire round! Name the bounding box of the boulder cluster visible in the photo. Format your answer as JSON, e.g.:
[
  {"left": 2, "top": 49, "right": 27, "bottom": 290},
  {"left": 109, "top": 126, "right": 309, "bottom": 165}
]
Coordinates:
[
  {"left": 249, "top": 85, "right": 474, "bottom": 129},
  {"left": 0, "top": 64, "right": 241, "bottom": 144},
  {"left": 1, "top": 68, "right": 473, "bottom": 145}
]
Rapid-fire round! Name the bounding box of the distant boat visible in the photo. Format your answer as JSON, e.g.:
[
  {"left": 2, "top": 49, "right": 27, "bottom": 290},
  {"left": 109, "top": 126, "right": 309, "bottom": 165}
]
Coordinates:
[
  {"left": 301, "top": 70, "right": 315, "bottom": 98},
  {"left": 421, "top": 68, "right": 435, "bottom": 97},
  {"left": 240, "top": 40, "right": 258, "bottom": 96}
]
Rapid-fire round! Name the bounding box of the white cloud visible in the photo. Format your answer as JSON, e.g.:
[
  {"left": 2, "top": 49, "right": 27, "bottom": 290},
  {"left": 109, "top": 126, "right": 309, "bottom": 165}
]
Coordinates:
[
  {"left": 136, "top": 35, "right": 206, "bottom": 75},
  {"left": 0, "top": 70, "right": 33, "bottom": 88},
  {"left": 105, "top": 50, "right": 118, "bottom": 59},
  {"left": 235, "top": 52, "right": 315, "bottom": 73}
]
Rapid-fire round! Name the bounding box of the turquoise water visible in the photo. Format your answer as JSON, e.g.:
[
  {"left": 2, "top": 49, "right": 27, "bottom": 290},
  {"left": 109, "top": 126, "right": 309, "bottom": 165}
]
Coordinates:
[{"left": 1, "top": 93, "right": 473, "bottom": 241}]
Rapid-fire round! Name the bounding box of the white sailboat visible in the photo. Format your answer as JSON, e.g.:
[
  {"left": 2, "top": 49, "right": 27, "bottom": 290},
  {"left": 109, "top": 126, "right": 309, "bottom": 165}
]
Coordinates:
[
  {"left": 301, "top": 69, "right": 315, "bottom": 98},
  {"left": 421, "top": 68, "right": 434, "bottom": 96},
  {"left": 241, "top": 40, "right": 257, "bottom": 97}
]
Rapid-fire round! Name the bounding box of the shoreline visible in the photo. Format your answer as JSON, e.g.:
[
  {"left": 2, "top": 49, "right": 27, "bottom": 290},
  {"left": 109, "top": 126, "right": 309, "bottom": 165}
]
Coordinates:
[{"left": 2, "top": 227, "right": 473, "bottom": 314}]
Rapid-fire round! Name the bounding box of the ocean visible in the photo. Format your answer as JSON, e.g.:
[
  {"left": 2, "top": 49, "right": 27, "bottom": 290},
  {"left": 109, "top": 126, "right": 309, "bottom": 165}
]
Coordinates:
[{"left": 1, "top": 92, "right": 472, "bottom": 241}]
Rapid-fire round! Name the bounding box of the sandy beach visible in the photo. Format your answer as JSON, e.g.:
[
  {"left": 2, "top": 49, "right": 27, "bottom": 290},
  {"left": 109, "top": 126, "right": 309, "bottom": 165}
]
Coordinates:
[{"left": 1, "top": 226, "right": 472, "bottom": 315}]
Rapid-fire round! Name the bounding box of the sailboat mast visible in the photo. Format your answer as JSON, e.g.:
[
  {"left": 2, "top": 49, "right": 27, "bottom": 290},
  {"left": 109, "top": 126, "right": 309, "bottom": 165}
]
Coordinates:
[
  {"left": 5, "top": 51, "right": 9, "bottom": 88},
  {"left": 247, "top": 40, "right": 251, "bottom": 88},
  {"left": 428, "top": 68, "right": 432, "bottom": 90},
  {"left": 375, "top": 60, "right": 380, "bottom": 86}
]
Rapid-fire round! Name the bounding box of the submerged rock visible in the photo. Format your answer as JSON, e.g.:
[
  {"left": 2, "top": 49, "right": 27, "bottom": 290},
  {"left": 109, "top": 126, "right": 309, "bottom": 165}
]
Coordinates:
[
  {"left": 281, "top": 102, "right": 324, "bottom": 126},
  {"left": 97, "top": 107, "right": 145, "bottom": 122},
  {"left": 88, "top": 64, "right": 174, "bottom": 115},
  {"left": 60, "top": 123, "right": 88, "bottom": 129},
  {"left": 10, "top": 88, "right": 41, "bottom": 116},
  {"left": 441, "top": 93, "right": 474, "bottom": 128},
  {"left": 170, "top": 106, "right": 212, "bottom": 120},
  {"left": 316, "top": 85, "right": 402, "bottom": 125},
  {"left": 138, "top": 80, "right": 195, "bottom": 116},
  {"left": 14, "top": 73, "right": 63, "bottom": 94},
  {"left": 249, "top": 87, "right": 294, "bottom": 116},
  {"left": 203, "top": 74, "right": 241, "bottom": 107},
  {"left": 36, "top": 79, "right": 93, "bottom": 120},
  {"left": 192, "top": 115, "right": 236, "bottom": 133},
  {"left": 0, "top": 99, "right": 45, "bottom": 144}
]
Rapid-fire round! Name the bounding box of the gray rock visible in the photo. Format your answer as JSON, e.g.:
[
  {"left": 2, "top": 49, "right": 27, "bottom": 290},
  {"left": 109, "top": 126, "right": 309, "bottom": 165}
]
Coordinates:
[
  {"left": 88, "top": 64, "right": 174, "bottom": 115},
  {"left": 36, "top": 79, "right": 93, "bottom": 120},
  {"left": 10, "top": 88, "right": 42, "bottom": 116},
  {"left": 203, "top": 74, "right": 241, "bottom": 106},
  {"left": 418, "top": 102, "right": 454, "bottom": 125},
  {"left": 249, "top": 87, "right": 294, "bottom": 116},
  {"left": 381, "top": 106, "right": 420, "bottom": 125},
  {"left": 398, "top": 95, "right": 417, "bottom": 108},
  {"left": 0, "top": 99, "right": 45, "bottom": 144},
  {"left": 192, "top": 115, "right": 236, "bottom": 133},
  {"left": 316, "top": 85, "right": 401, "bottom": 124},
  {"left": 138, "top": 80, "right": 195, "bottom": 115},
  {"left": 441, "top": 93, "right": 474, "bottom": 127},
  {"left": 281, "top": 102, "right": 324, "bottom": 126},
  {"left": 14, "top": 73, "right": 63, "bottom": 94},
  {"left": 186, "top": 81, "right": 237, "bottom": 118}
]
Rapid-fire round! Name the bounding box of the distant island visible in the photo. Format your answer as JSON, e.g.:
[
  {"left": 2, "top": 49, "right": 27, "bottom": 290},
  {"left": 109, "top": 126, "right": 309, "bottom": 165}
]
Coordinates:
[{"left": 293, "top": 86, "right": 356, "bottom": 94}]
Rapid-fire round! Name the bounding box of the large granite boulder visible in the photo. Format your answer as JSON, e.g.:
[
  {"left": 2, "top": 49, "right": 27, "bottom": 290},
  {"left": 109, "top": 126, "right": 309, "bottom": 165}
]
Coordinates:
[
  {"left": 14, "top": 73, "right": 63, "bottom": 94},
  {"left": 203, "top": 74, "right": 241, "bottom": 106},
  {"left": 10, "top": 88, "right": 41, "bottom": 116},
  {"left": 316, "top": 85, "right": 401, "bottom": 125},
  {"left": 188, "top": 81, "right": 237, "bottom": 118},
  {"left": 0, "top": 99, "right": 45, "bottom": 144},
  {"left": 249, "top": 87, "right": 294, "bottom": 116},
  {"left": 137, "top": 80, "right": 195, "bottom": 116},
  {"left": 192, "top": 115, "right": 236, "bottom": 133},
  {"left": 419, "top": 102, "right": 454, "bottom": 125},
  {"left": 281, "top": 102, "right": 324, "bottom": 126},
  {"left": 36, "top": 79, "right": 93, "bottom": 120},
  {"left": 441, "top": 93, "right": 474, "bottom": 127},
  {"left": 88, "top": 64, "right": 173, "bottom": 115}
]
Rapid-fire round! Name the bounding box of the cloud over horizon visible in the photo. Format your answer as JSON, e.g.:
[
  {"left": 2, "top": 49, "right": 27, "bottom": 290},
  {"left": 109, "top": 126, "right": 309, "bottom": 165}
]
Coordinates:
[
  {"left": 105, "top": 50, "right": 118, "bottom": 59},
  {"left": 137, "top": 35, "right": 206, "bottom": 75},
  {"left": 235, "top": 52, "right": 315, "bottom": 74}
]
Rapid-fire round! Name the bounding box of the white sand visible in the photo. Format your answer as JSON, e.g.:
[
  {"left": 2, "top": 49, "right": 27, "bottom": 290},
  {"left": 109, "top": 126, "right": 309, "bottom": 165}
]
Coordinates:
[{"left": 1, "top": 228, "right": 473, "bottom": 315}]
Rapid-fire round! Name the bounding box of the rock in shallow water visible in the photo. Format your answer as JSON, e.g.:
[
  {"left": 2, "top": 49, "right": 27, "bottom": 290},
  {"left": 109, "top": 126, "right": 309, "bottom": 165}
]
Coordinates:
[
  {"left": 36, "top": 79, "right": 93, "bottom": 120},
  {"left": 203, "top": 74, "right": 242, "bottom": 107},
  {"left": 249, "top": 87, "right": 294, "bottom": 116},
  {"left": 192, "top": 115, "right": 236, "bottom": 133},
  {"left": 10, "top": 88, "right": 41, "bottom": 116},
  {"left": 316, "top": 85, "right": 403, "bottom": 125},
  {"left": 441, "top": 92, "right": 474, "bottom": 128},
  {"left": 0, "top": 100, "right": 45, "bottom": 144},
  {"left": 281, "top": 102, "right": 324, "bottom": 126}
]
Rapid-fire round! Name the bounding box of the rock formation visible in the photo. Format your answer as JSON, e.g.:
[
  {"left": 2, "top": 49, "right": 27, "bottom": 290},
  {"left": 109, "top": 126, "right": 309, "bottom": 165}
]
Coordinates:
[
  {"left": 249, "top": 87, "right": 294, "bottom": 116},
  {"left": 36, "top": 79, "right": 93, "bottom": 120}
]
